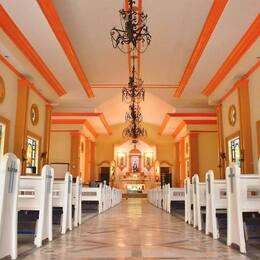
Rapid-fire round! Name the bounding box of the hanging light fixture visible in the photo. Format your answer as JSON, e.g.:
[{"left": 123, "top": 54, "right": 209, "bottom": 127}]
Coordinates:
[
  {"left": 110, "top": 0, "right": 151, "bottom": 142},
  {"left": 122, "top": 64, "right": 145, "bottom": 103},
  {"left": 110, "top": 0, "right": 151, "bottom": 53}
]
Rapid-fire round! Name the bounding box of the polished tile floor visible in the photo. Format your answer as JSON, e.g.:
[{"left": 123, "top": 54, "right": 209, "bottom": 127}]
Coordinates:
[{"left": 23, "top": 199, "right": 249, "bottom": 259}]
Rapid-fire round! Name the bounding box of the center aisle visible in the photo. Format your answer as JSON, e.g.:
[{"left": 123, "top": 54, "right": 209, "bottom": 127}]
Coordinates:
[{"left": 25, "top": 199, "right": 248, "bottom": 259}]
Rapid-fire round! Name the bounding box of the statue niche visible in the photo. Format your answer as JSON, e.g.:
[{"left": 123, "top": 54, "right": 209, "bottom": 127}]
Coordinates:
[{"left": 129, "top": 147, "right": 141, "bottom": 173}]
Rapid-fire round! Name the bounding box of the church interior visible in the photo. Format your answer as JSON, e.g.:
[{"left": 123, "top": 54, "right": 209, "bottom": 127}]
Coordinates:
[{"left": 0, "top": 0, "right": 260, "bottom": 259}]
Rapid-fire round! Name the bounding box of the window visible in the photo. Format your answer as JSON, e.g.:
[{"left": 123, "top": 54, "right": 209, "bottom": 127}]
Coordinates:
[
  {"left": 0, "top": 123, "right": 6, "bottom": 156},
  {"left": 0, "top": 116, "right": 9, "bottom": 156},
  {"left": 26, "top": 135, "right": 40, "bottom": 174},
  {"left": 228, "top": 136, "right": 240, "bottom": 167}
]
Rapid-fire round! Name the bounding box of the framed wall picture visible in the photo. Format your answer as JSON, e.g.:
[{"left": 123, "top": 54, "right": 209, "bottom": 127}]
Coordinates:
[
  {"left": 117, "top": 152, "right": 126, "bottom": 170},
  {"left": 144, "top": 152, "right": 153, "bottom": 170},
  {"left": 228, "top": 104, "right": 236, "bottom": 126}
]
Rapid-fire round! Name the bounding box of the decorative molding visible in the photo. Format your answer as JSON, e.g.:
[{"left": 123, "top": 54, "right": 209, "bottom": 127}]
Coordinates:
[
  {"left": 202, "top": 14, "right": 260, "bottom": 96},
  {"left": 84, "top": 120, "right": 98, "bottom": 138},
  {"left": 37, "top": 0, "right": 94, "bottom": 98},
  {"left": 0, "top": 55, "right": 51, "bottom": 104},
  {"left": 52, "top": 112, "right": 112, "bottom": 135},
  {"left": 30, "top": 104, "right": 39, "bottom": 126},
  {"left": 0, "top": 75, "right": 5, "bottom": 104},
  {"left": 218, "top": 61, "right": 260, "bottom": 104},
  {"left": 0, "top": 5, "right": 66, "bottom": 96},
  {"left": 159, "top": 112, "right": 216, "bottom": 135},
  {"left": 174, "top": 0, "right": 228, "bottom": 97}
]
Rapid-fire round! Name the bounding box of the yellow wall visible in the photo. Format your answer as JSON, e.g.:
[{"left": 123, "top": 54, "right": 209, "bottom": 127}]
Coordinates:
[
  {"left": 249, "top": 70, "right": 260, "bottom": 170},
  {"left": 0, "top": 62, "right": 18, "bottom": 152},
  {"left": 49, "top": 132, "right": 71, "bottom": 163},
  {"left": 94, "top": 123, "right": 176, "bottom": 180},
  {"left": 198, "top": 132, "right": 219, "bottom": 180}
]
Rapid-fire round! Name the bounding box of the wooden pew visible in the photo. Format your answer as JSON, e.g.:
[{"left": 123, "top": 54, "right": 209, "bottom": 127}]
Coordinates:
[
  {"left": 53, "top": 172, "right": 73, "bottom": 234},
  {"left": 81, "top": 183, "right": 103, "bottom": 213},
  {"left": 18, "top": 165, "right": 54, "bottom": 248},
  {"left": 205, "top": 170, "right": 227, "bottom": 239},
  {"left": 0, "top": 153, "right": 21, "bottom": 260},
  {"left": 72, "top": 176, "right": 82, "bottom": 227},
  {"left": 192, "top": 174, "right": 206, "bottom": 231},
  {"left": 184, "top": 177, "right": 193, "bottom": 224},
  {"left": 226, "top": 162, "right": 260, "bottom": 253}
]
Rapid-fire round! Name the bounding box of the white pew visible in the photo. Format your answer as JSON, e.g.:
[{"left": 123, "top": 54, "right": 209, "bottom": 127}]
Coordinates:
[
  {"left": 18, "top": 165, "right": 54, "bottom": 248},
  {"left": 205, "top": 170, "right": 227, "bottom": 239},
  {"left": 0, "top": 154, "right": 21, "bottom": 260},
  {"left": 184, "top": 177, "right": 193, "bottom": 224},
  {"left": 192, "top": 174, "right": 206, "bottom": 231},
  {"left": 81, "top": 183, "right": 103, "bottom": 213},
  {"left": 72, "top": 176, "right": 82, "bottom": 227},
  {"left": 226, "top": 163, "right": 260, "bottom": 253},
  {"left": 166, "top": 185, "right": 185, "bottom": 213},
  {"left": 53, "top": 172, "right": 73, "bottom": 234}
]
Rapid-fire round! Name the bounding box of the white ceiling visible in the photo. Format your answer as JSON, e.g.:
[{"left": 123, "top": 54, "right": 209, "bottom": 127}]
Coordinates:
[{"left": 0, "top": 0, "right": 259, "bottom": 135}]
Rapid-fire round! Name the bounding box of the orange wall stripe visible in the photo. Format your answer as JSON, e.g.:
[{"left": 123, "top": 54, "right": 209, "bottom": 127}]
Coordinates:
[
  {"left": 0, "top": 54, "right": 51, "bottom": 104},
  {"left": 52, "top": 112, "right": 102, "bottom": 117},
  {"left": 0, "top": 6, "right": 66, "bottom": 96},
  {"left": 37, "top": 0, "right": 94, "bottom": 98},
  {"left": 174, "top": 0, "right": 228, "bottom": 97},
  {"left": 218, "top": 61, "right": 260, "bottom": 104},
  {"left": 158, "top": 114, "right": 170, "bottom": 135},
  {"left": 84, "top": 120, "right": 97, "bottom": 138},
  {"left": 99, "top": 114, "right": 112, "bottom": 135},
  {"left": 183, "top": 119, "right": 217, "bottom": 125},
  {"left": 172, "top": 121, "right": 186, "bottom": 138},
  {"left": 168, "top": 112, "right": 216, "bottom": 117},
  {"left": 51, "top": 119, "right": 85, "bottom": 124},
  {"left": 202, "top": 14, "right": 260, "bottom": 96}
]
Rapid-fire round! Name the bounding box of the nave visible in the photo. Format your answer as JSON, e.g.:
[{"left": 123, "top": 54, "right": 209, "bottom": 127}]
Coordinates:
[{"left": 22, "top": 199, "right": 247, "bottom": 260}]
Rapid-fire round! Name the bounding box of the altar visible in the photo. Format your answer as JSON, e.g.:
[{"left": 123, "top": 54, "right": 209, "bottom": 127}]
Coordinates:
[{"left": 110, "top": 140, "right": 161, "bottom": 194}]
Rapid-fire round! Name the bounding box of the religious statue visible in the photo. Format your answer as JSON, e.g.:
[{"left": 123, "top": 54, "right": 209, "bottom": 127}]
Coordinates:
[{"left": 132, "top": 161, "right": 138, "bottom": 173}]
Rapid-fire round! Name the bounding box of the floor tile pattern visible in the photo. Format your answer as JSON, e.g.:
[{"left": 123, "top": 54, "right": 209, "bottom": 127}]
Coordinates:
[{"left": 21, "top": 199, "right": 249, "bottom": 259}]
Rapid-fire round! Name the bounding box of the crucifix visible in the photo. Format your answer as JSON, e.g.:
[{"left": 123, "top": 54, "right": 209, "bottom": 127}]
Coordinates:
[
  {"left": 193, "top": 178, "right": 197, "bottom": 194},
  {"left": 207, "top": 174, "right": 211, "bottom": 194},
  {"left": 8, "top": 160, "right": 17, "bottom": 193},
  {"left": 68, "top": 175, "right": 72, "bottom": 194},
  {"left": 46, "top": 170, "right": 53, "bottom": 194},
  {"left": 228, "top": 167, "right": 235, "bottom": 193}
]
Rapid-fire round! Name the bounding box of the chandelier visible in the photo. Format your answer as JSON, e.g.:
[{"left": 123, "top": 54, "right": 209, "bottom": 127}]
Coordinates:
[
  {"left": 111, "top": 0, "right": 151, "bottom": 142},
  {"left": 110, "top": 0, "right": 151, "bottom": 53},
  {"left": 122, "top": 64, "right": 144, "bottom": 103}
]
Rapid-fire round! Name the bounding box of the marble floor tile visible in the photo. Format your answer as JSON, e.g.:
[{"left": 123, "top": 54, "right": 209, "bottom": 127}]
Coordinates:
[{"left": 17, "top": 199, "right": 251, "bottom": 259}]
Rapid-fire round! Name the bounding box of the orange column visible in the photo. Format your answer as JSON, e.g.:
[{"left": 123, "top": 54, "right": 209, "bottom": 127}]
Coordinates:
[
  {"left": 179, "top": 138, "right": 185, "bottom": 187},
  {"left": 14, "top": 79, "right": 29, "bottom": 173},
  {"left": 189, "top": 133, "right": 199, "bottom": 179},
  {"left": 237, "top": 79, "right": 254, "bottom": 173},
  {"left": 175, "top": 142, "right": 180, "bottom": 187},
  {"left": 216, "top": 104, "right": 225, "bottom": 178},
  {"left": 70, "top": 132, "right": 80, "bottom": 177},
  {"left": 91, "top": 141, "right": 95, "bottom": 181},
  {"left": 84, "top": 138, "right": 92, "bottom": 184},
  {"left": 43, "top": 104, "right": 52, "bottom": 165}
]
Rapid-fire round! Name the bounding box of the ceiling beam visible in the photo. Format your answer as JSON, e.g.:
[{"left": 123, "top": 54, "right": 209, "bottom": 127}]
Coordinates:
[
  {"left": 51, "top": 119, "right": 85, "bottom": 124},
  {"left": 202, "top": 14, "right": 260, "bottom": 96},
  {"left": 0, "top": 5, "right": 66, "bottom": 96},
  {"left": 172, "top": 121, "right": 186, "bottom": 138},
  {"left": 174, "top": 0, "right": 228, "bottom": 97},
  {"left": 159, "top": 112, "right": 217, "bottom": 135},
  {"left": 0, "top": 54, "right": 51, "bottom": 104},
  {"left": 84, "top": 120, "right": 98, "bottom": 138},
  {"left": 37, "top": 0, "right": 94, "bottom": 98},
  {"left": 218, "top": 61, "right": 260, "bottom": 104},
  {"left": 51, "top": 111, "right": 112, "bottom": 135}
]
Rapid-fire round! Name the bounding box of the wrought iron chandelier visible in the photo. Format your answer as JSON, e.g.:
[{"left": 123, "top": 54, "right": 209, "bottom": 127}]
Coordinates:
[
  {"left": 122, "top": 64, "right": 144, "bottom": 103},
  {"left": 111, "top": 0, "right": 151, "bottom": 142},
  {"left": 110, "top": 0, "right": 151, "bottom": 53}
]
